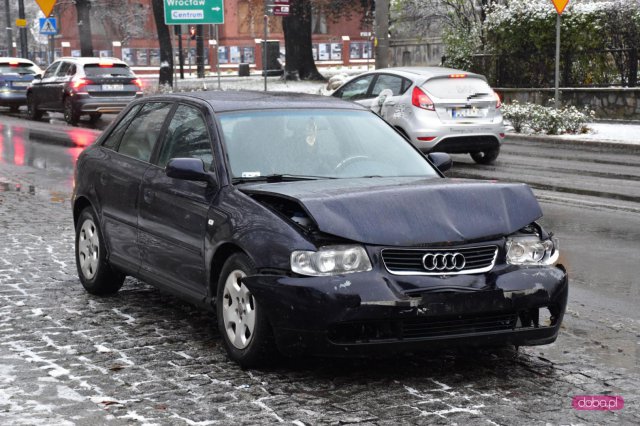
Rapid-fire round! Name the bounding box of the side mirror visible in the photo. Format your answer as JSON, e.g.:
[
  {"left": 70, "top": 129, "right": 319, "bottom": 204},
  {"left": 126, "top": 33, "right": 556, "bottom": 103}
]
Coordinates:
[
  {"left": 427, "top": 152, "right": 453, "bottom": 173},
  {"left": 166, "top": 158, "right": 214, "bottom": 184}
]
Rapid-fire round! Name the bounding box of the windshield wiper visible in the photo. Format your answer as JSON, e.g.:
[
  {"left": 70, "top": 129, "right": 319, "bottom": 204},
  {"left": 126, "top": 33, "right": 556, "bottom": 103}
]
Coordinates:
[{"left": 232, "top": 174, "right": 332, "bottom": 184}]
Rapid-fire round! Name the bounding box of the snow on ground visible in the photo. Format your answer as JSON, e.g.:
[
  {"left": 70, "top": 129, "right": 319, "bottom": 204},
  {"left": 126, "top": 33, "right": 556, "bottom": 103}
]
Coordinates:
[{"left": 558, "top": 122, "right": 640, "bottom": 144}]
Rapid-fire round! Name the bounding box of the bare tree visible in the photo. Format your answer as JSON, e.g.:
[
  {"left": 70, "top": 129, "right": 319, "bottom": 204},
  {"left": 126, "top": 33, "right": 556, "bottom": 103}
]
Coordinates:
[
  {"left": 98, "top": 0, "right": 150, "bottom": 46},
  {"left": 150, "top": 0, "right": 173, "bottom": 87}
]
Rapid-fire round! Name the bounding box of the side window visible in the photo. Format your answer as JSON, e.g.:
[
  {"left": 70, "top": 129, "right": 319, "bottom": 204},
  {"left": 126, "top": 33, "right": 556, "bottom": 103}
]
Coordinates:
[
  {"left": 42, "top": 62, "right": 60, "bottom": 78},
  {"left": 371, "top": 74, "right": 408, "bottom": 97},
  {"left": 56, "top": 62, "right": 70, "bottom": 77},
  {"left": 116, "top": 103, "right": 172, "bottom": 162},
  {"left": 336, "top": 75, "right": 375, "bottom": 101},
  {"left": 102, "top": 104, "right": 142, "bottom": 150},
  {"left": 66, "top": 64, "right": 77, "bottom": 76},
  {"left": 156, "top": 105, "right": 213, "bottom": 169}
]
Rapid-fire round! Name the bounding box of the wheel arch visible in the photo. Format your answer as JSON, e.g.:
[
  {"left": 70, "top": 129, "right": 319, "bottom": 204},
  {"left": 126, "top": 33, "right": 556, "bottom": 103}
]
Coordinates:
[
  {"left": 209, "top": 243, "right": 248, "bottom": 299},
  {"left": 73, "top": 196, "right": 94, "bottom": 226}
]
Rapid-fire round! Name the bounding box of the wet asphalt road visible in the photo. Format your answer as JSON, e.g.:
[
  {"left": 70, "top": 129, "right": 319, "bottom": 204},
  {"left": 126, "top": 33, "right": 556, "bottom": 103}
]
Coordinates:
[{"left": 0, "top": 112, "right": 638, "bottom": 424}]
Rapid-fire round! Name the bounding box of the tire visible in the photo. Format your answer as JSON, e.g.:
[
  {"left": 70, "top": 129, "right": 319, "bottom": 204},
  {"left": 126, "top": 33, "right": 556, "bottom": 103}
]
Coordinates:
[
  {"left": 64, "top": 97, "right": 80, "bottom": 126},
  {"left": 216, "top": 253, "right": 277, "bottom": 368},
  {"left": 27, "top": 94, "right": 43, "bottom": 121},
  {"left": 88, "top": 112, "right": 102, "bottom": 124},
  {"left": 75, "top": 207, "right": 125, "bottom": 295},
  {"left": 470, "top": 147, "right": 500, "bottom": 164}
]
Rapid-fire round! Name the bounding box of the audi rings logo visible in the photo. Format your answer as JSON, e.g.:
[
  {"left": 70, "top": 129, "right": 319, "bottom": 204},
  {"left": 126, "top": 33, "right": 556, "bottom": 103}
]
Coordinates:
[{"left": 422, "top": 252, "right": 466, "bottom": 272}]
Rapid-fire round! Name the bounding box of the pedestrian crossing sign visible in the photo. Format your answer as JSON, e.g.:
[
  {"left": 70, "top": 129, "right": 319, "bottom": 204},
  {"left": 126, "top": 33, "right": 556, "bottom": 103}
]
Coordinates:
[{"left": 39, "top": 18, "right": 58, "bottom": 35}]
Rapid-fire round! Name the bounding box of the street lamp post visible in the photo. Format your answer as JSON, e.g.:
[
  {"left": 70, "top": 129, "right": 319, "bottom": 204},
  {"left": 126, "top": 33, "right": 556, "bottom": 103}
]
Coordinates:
[{"left": 3, "top": 0, "right": 13, "bottom": 55}]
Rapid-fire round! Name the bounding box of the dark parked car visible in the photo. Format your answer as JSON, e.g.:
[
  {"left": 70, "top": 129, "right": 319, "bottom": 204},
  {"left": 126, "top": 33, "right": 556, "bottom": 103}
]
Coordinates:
[
  {"left": 27, "top": 57, "right": 142, "bottom": 125},
  {"left": 72, "top": 91, "right": 568, "bottom": 367},
  {"left": 0, "top": 57, "right": 42, "bottom": 112}
]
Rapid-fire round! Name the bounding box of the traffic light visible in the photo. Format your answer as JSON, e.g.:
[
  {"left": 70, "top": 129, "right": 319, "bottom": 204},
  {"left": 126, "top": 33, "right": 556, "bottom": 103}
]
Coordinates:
[{"left": 189, "top": 27, "right": 196, "bottom": 40}]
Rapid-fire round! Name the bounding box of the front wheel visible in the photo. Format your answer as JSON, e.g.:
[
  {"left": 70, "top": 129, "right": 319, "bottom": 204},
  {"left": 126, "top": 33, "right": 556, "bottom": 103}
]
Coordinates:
[
  {"left": 64, "top": 97, "right": 80, "bottom": 126},
  {"left": 470, "top": 147, "right": 500, "bottom": 164},
  {"left": 75, "top": 207, "right": 125, "bottom": 295},
  {"left": 216, "top": 253, "right": 277, "bottom": 368}
]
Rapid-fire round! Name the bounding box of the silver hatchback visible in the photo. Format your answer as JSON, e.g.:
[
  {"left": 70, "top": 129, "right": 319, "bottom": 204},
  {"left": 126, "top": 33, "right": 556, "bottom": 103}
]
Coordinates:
[{"left": 331, "top": 67, "right": 505, "bottom": 164}]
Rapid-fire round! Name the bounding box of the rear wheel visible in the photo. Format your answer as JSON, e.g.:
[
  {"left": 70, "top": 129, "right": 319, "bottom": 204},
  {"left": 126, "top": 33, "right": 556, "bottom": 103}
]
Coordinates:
[
  {"left": 216, "top": 253, "right": 278, "bottom": 368},
  {"left": 470, "top": 147, "right": 500, "bottom": 164},
  {"left": 27, "top": 94, "right": 43, "bottom": 120},
  {"left": 75, "top": 207, "right": 125, "bottom": 295},
  {"left": 64, "top": 97, "right": 80, "bottom": 126}
]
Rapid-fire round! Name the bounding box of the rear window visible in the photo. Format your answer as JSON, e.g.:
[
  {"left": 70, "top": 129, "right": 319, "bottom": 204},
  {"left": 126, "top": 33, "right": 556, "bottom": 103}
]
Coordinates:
[
  {"left": 422, "top": 77, "right": 492, "bottom": 99},
  {"left": 83, "top": 63, "right": 134, "bottom": 77},
  {"left": 0, "top": 62, "right": 38, "bottom": 75}
]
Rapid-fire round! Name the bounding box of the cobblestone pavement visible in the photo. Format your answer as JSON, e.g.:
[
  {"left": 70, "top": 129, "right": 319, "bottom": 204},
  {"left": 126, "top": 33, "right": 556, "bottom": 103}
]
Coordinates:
[{"left": 1, "top": 159, "right": 639, "bottom": 426}]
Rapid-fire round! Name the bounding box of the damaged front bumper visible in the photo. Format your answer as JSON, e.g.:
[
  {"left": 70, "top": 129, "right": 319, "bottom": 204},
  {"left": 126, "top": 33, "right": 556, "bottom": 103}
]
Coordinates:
[{"left": 243, "top": 265, "right": 568, "bottom": 357}]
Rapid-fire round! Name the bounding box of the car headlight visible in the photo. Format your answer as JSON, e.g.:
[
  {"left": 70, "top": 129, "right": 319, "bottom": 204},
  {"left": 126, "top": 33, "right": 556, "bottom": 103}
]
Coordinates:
[
  {"left": 291, "top": 245, "right": 372, "bottom": 276},
  {"left": 506, "top": 235, "right": 559, "bottom": 266}
]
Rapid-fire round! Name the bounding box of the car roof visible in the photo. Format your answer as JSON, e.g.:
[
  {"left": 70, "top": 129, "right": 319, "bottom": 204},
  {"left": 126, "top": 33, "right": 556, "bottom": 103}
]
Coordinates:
[
  {"left": 55, "top": 57, "right": 128, "bottom": 66},
  {"left": 0, "top": 57, "right": 37, "bottom": 65},
  {"left": 372, "top": 66, "right": 486, "bottom": 80},
  {"left": 157, "top": 90, "right": 369, "bottom": 113}
]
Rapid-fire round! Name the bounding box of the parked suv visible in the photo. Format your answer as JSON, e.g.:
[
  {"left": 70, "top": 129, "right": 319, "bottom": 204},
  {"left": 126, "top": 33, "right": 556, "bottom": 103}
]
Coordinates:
[
  {"left": 0, "top": 57, "right": 42, "bottom": 112},
  {"left": 27, "top": 57, "right": 143, "bottom": 125},
  {"left": 331, "top": 67, "right": 506, "bottom": 164}
]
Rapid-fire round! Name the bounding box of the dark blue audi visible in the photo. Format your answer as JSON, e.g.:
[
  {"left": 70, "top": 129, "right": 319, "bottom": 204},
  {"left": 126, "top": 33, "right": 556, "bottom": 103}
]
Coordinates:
[{"left": 72, "top": 91, "right": 568, "bottom": 367}]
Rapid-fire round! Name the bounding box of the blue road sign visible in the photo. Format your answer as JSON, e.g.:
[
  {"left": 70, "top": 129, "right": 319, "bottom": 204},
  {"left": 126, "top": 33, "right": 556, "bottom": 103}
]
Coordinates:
[{"left": 39, "top": 18, "right": 58, "bottom": 35}]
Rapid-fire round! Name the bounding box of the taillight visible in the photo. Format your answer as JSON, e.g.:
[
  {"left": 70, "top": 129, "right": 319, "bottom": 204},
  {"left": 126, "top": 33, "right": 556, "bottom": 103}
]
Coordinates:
[
  {"left": 133, "top": 78, "right": 143, "bottom": 90},
  {"left": 494, "top": 91, "right": 502, "bottom": 109},
  {"left": 71, "top": 78, "right": 88, "bottom": 91},
  {"left": 417, "top": 136, "right": 436, "bottom": 141},
  {"left": 412, "top": 86, "right": 435, "bottom": 111}
]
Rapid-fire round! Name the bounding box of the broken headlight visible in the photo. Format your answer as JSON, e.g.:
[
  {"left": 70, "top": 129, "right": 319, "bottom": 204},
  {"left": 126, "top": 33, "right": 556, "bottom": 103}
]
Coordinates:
[
  {"left": 506, "top": 235, "right": 559, "bottom": 266},
  {"left": 291, "top": 245, "right": 372, "bottom": 276}
]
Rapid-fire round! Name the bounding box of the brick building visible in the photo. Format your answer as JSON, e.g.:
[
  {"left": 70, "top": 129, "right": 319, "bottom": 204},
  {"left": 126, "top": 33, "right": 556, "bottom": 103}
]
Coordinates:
[{"left": 53, "top": 0, "right": 374, "bottom": 73}]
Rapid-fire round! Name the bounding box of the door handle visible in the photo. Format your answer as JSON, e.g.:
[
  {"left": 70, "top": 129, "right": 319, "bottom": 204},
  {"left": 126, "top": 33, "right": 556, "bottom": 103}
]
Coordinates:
[{"left": 143, "top": 188, "right": 155, "bottom": 203}]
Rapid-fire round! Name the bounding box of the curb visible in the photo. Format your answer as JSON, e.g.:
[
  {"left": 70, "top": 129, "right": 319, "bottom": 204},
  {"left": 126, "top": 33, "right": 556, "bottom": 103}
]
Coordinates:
[{"left": 504, "top": 133, "right": 640, "bottom": 153}]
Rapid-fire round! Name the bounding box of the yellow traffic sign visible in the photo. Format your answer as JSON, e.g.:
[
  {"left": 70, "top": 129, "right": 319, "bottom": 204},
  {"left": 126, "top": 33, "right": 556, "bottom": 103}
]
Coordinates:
[
  {"left": 16, "top": 19, "right": 27, "bottom": 28},
  {"left": 551, "top": 0, "right": 570, "bottom": 14},
  {"left": 35, "top": 0, "right": 57, "bottom": 18}
]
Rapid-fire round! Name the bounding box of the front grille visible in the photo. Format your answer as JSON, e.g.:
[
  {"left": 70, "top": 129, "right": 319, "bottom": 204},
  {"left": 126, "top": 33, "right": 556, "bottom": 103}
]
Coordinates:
[
  {"left": 328, "top": 312, "right": 518, "bottom": 343},
  {"left": 402, "top": 313, "right": 516, "bottom": 339},
  {"left": 381, "top": 245, "right": 498, "bottom": 275}
]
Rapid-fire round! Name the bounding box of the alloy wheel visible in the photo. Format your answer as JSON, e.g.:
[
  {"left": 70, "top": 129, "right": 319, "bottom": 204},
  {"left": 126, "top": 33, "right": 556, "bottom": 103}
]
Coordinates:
[
  {"left": 77, "top": 218, "right": 100, "bottom": 280},
  {"left": 222, "top": 269, "right": 256, "bottom": 349}
]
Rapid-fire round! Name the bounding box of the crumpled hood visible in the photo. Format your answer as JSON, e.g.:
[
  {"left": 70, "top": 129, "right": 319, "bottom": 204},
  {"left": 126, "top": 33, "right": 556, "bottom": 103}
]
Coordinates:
[{"left": 240, "top": 177, "right": 542, "bottom": 246}]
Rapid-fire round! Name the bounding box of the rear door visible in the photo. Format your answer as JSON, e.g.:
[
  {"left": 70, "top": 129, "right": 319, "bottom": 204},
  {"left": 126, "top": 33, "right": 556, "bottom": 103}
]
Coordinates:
[
  {"left": 421, "top": 76, "right": 498, "bottom": 124},
  {"left": 96, "top": 102, "right": 173, "bottom": 273},
  {"left": 50, "top": 61, "right": 73, "bottom": 111},
  {"left": 138, "top": 102, "right": 217, "bottom": 298}
]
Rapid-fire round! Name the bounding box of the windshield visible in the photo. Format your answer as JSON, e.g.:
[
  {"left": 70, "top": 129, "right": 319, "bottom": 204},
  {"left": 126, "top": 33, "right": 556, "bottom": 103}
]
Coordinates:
[
  {"left": 218, "top": 109, "right": 439, "bottom": 180},
  {"left": 0, "top": 62, "right": 38, "bottom": 75}
]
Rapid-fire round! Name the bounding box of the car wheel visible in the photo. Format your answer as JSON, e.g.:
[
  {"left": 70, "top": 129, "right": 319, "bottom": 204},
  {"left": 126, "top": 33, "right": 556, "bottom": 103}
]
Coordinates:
[
  {"left": 75, "top": 207, "right": 125, "bottom": 295},
  {"left": 88, "top": 112, "right": 102, "bottom": 124},
  {"left": 64, "top": 97, "right": 80, "bottom": 126},
  {"left": 216, "top": 253, "right": 277, "bottom": 367},
  {"left": 470, "top": 148, "right": 500, "bottom": 164},
  {"left": 27, "top": 94, "right": 43, "bottom": 121}
]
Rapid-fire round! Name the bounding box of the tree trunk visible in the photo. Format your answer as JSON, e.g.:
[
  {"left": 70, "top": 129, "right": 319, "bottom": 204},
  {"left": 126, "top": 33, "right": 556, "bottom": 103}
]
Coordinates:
[
  {"left": 150, "top": 0, "right": 174, "bottom": 87},
  {"left": 283, "top": 0, "right": 324, "bottom": 81},
  {"left": 75, "top": 0, "right": 94, "bottom": 56}
]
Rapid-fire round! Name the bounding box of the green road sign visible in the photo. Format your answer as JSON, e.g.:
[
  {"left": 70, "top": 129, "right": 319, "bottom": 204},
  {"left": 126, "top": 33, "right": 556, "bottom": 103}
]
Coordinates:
[{"left": 164, "top": 0, "right": 224, "bottom": 25}]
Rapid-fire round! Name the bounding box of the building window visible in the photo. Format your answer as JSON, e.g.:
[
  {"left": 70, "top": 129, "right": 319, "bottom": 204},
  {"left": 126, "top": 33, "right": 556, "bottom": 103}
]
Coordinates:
[{"left": 312, "top": 9, "right": 328, "bottom": 34}]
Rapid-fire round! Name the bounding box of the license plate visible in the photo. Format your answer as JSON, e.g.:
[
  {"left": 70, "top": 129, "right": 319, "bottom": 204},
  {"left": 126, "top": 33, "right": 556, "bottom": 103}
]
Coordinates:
[
  {"left": 11, "top": 82, "right": 29, "bottom": 87},
  {"left": 102, "top": 84, "right": 123, "bottom": 91},
  {"left": 451, "top": 107, "right": 486, "bottom": 118}
]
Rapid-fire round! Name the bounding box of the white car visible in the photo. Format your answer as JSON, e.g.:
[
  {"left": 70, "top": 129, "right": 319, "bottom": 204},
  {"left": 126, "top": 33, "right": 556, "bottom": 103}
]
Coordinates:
[{"left": 331, "top": 67, "right": 506, "bottom": 164}]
